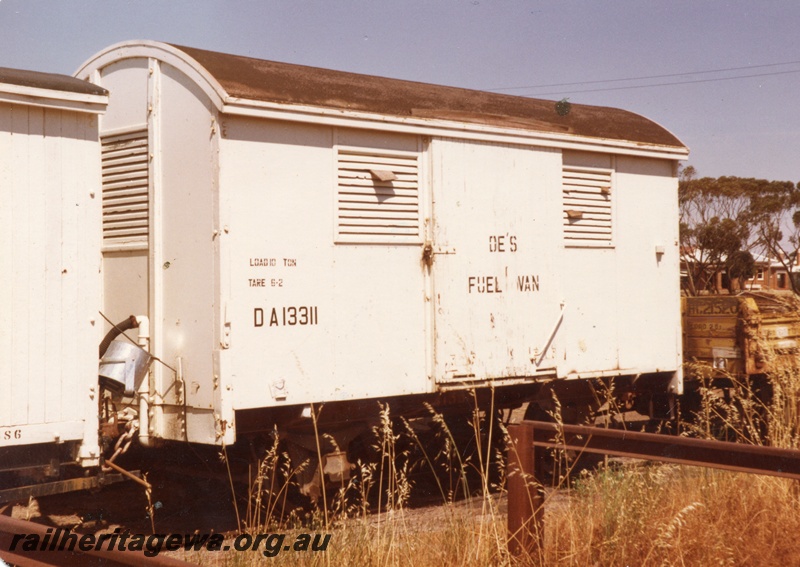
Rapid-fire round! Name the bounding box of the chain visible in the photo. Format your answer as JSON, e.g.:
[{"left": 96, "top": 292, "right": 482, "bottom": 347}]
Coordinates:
[{"left": 102, "top": 414, "right": 139, "bottom": 472}]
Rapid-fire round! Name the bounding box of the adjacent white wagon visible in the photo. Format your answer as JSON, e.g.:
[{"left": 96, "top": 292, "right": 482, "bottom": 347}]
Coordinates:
[{"left": 0, "top": 67, "right": 107, "bottom": 470}]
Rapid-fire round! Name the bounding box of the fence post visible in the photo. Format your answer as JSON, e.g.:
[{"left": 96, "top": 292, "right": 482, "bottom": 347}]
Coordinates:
[{"left": 507, "top": 423, "right": 544, "bottom": 561}]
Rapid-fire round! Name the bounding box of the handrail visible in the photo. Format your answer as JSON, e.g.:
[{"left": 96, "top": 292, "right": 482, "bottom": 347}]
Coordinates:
[{"left": 507, "top": 420, "right": 800, "bottom": 560}]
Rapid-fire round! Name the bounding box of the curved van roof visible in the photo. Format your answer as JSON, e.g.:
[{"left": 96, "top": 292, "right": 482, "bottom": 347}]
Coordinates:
[
  {"left": 174, "top": 43, "right": 685, "bottom": 149},
  {"left": 0, "top": 66, "right": 107, "bottom": 113},
  {"left": 78, "top": 41, "right": 686, "bottom": 154},
  {"left": 0, "top": 66, "right": 107, "bottom": 96}
]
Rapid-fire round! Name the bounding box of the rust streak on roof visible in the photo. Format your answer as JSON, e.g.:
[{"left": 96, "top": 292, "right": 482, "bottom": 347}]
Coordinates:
[
  {"left": 0, "top": 66, "right": 107, "bottom": 96},
  {"left": 171, "top": 43, "right": 684, "bottom": 149}
]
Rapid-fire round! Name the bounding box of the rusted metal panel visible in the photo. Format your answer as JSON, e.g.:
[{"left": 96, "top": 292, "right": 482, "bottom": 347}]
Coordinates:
[
  {"left": 760, "top": 319, "right": 800, "bottom": 342},
  {"left": 683, "top": 293, "right": 800, "bottom": 379},
  {"left": 684, "top": 317, "right": 738, "bottom": 338},
  {"left": 684, "top": 296, "right": 740, "bottom": 317},
  {"left": 685, "top": 337, "right": 739, "bottom": 352}
]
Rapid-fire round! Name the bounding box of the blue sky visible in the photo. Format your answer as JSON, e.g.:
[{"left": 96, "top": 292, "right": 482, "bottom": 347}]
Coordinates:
[{"left": 2, "top": 0, "right": 799, "bottom": 182}]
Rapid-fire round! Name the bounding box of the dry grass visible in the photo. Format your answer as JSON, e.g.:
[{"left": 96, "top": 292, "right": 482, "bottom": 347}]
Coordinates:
[
  {"left": 173, "top": 358, "right": 800, "bottom": 566},
  {"left": 544, "top": 464, "right": 800, "bottom": 566},
  {"left": 539, "top": 318, "right": 800, "bottom": 567},
  {"left": 178, "top": 501, "right": 509, "bottom": 566}
]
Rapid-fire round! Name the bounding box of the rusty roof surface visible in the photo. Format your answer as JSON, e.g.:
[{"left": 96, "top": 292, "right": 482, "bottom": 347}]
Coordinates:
[
  {"left": 171, "top": 44, "right": 684, "bottom": 149},
  {"left": 0, "top": 66, "right": 107, "bottom": 96}
]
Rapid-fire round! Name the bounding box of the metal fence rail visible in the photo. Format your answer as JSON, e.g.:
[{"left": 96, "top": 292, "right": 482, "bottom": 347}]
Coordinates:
[{"left": 507, "top": 420, "right": 800, "bottom": 560}]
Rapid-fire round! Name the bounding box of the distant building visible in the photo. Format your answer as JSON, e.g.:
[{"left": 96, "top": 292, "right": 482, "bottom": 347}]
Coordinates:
[
  {"left": 681, "top": 249, "right": 796, "bottom": 293},
  {"left": 742, "top": 252, "right": 794, "bottom": 291}
]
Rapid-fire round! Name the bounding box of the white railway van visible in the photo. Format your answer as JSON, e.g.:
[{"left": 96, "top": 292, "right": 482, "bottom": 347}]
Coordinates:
[{"left": 29, "top": 40, "right": 686, "bottom": 496}]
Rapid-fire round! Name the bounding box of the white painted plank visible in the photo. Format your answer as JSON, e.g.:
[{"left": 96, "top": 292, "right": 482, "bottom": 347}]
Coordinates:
[
  {"left": 0, "top": 104, "right": 13, "bottom": 426},
  {"left": 26, "top": 105, "right": 47, "bottom": 425},
  {"left": 44, "top": 108, "right": 64, "bottom": 424},
  {"left": 59, "top": 109, "right": 81, "bottom": 421},
  {"left": 76, "top": 112, "right": 102, "bottom": 453},
  {"left": 10, "top": 105, "right": 31, "bottom": 426}
]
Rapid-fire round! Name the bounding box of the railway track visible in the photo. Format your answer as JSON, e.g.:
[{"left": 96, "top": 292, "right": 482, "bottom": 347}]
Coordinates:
[{"left": 0, "top": 515, "right": 195, "bottom": 567}]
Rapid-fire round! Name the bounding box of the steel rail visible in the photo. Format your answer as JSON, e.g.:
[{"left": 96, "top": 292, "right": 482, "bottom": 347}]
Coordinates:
[
  {"left": 507, "top": 420, "right": 800, "bottom": 561},
  {"left": 0, "top": 472, "right": 138, "bottom": 505},
  {"left": 0, "top": 515, "right": 195, "bottom": 567}
]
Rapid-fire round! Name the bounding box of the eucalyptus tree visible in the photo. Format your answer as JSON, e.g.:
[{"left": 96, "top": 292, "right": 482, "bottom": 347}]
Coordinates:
[{"left": 679, "top": 168, "right": 800, "bottom": 295}]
